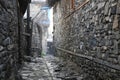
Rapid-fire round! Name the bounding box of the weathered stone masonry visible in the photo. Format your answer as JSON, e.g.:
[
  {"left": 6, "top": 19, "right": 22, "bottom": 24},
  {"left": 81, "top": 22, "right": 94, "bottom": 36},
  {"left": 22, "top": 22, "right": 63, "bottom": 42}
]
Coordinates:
[
  {"left": 0, "top": 0, "right": 29, "bottom": 80},
  {"left": 0, "top": 1, "right": 19, "bottom": 79},
  {"left": 53, "top": 0, "right": 120, "bottom": 79},
  {"left": 31, "top": 23, "right": 42, "bottom": 57}
]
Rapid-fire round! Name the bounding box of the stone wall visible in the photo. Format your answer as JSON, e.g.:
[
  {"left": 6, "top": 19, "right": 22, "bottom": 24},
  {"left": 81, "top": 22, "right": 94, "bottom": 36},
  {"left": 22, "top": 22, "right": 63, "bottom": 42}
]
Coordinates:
[
  {"left": 31, "top": 23, "right": 42, "bottom": 57},
  {"left": 33, "top": 9, "right": 49, "bottom": 55},
  {"left": 53, "top": 0, "right": 120, "bottom": 79},
  {"left": 0, "top": 0, "right": 25, "bottom": 80}
]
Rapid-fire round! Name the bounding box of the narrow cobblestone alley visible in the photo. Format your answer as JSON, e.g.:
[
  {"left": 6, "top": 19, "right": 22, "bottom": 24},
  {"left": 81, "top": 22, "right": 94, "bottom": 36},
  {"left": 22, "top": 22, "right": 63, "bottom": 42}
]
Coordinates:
[
  {"left": 0, "top": 0, "right": 120, "bottom": 80},
  {"left": 20, "top": 55, "right": 82, "bottom": 80}
]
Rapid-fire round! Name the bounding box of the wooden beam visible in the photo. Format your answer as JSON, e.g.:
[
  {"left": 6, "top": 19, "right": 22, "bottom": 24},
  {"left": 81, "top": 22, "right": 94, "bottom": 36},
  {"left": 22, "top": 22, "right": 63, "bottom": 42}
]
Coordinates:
[
  {"left": 57, "top": 47, "right": 120, "bottom": 71},
  {"left": 71, "top": 0, "right": 75, "bottom": 10},
  {"left": 64, "top": 0, "right": 90, "bottom": 19},
  {"left": 22, "top": 32, "right": 31, "bottom": 36},
  {"left": 76, "top": 0, "right": 89, "bottom": 11}
]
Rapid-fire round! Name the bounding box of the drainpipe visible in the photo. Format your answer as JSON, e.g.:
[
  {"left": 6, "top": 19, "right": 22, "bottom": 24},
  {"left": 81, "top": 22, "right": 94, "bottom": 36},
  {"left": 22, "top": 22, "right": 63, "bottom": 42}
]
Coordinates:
[{"left": 26, "top": 1, "right": 31, "bottom": 56}]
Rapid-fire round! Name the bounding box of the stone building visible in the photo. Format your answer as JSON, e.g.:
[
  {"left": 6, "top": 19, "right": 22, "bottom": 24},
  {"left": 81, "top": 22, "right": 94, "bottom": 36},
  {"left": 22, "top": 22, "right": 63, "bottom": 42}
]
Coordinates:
[
  {"left": 31, "top": 3, "right": 49, "bottom": 56},
  {"left": 0, "top": 0, "right": 120, "bottom": 80},
  {"left": 0, "top": 0, "right": 30, "bottom": 80},
  {"left": 52, "top": 0, "right": 120, "bottom": 80}
]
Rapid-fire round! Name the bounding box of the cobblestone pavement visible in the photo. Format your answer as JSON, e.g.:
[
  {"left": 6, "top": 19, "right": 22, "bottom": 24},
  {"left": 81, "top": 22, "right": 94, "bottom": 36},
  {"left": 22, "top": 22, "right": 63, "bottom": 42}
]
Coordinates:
[{"left": 20, "top": 55, "right": 82, "bottom": 80}]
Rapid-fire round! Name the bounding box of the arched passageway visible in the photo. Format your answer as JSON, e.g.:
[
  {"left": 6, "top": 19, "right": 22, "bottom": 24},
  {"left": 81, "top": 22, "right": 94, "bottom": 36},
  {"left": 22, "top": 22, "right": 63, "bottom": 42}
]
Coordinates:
[
  {"left": 0, "top": 0, "right": 120, "bottom": 80},
  {"left": 31, "top": 23, "right": 42, "bottom": 57}
]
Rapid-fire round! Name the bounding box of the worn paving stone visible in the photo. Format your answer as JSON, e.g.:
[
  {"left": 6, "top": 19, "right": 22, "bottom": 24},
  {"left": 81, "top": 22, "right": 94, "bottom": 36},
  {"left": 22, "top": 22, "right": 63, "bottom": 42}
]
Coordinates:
[
  {"left": 53, "top": 0, "right": 120, "bottom": 79},
  {"left": 20, "top": 55, "right": 82, "bottom": 80},
  {"left": 0, "top": 45, "right": 4, "bottom": 51}
]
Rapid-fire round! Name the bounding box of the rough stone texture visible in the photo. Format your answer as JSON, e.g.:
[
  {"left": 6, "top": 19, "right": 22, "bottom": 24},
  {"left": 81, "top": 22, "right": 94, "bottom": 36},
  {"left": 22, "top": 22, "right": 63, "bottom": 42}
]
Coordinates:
[
  {"left": 32, "top": 9, "right": 49, "bottom": 55},
  {"left": 53, "top": 0, "right": 120, "bottom": 79},
  {"left": 0, "top": 45, "right": 4, "bottom": 52},
  {"left": 31, "top": 23, "right": 42, "bottom": 57},
  {"left": 20, "top": 55, "right": 81, "bottom": 80},
  {"left": 0, "top": 0, "right": 26, "bottom": 80}
]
